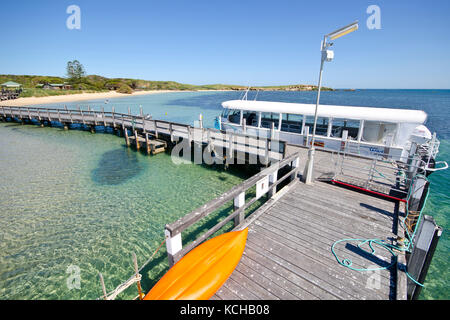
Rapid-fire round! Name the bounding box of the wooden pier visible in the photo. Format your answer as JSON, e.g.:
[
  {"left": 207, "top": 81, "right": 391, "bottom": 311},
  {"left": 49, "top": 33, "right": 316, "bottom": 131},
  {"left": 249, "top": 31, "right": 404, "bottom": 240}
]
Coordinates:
[
  {"left": 163, "top": 147, "right": 437, "bottom": 300},
  {"left": 213, "top": 180, "right": 403, "bottom": 300},
  {"left": 0, "top": 105, "right": 286, "bottom": 165}
]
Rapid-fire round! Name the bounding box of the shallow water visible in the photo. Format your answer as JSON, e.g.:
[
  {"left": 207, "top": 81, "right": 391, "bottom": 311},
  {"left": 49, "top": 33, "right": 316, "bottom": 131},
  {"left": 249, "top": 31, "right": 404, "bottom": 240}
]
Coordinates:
[
  {"left": 1, "top": 90, "right": 449, "bottom": 300},
  {"left": 0, "top": 121, "right": 248, "bottom": 299}
]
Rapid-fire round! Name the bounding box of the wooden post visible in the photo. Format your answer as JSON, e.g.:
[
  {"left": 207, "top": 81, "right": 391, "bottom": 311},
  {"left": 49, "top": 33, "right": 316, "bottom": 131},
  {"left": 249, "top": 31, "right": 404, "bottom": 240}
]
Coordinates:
[
  {"left": 134, "top": 129, "right": 140, "bottom": 151},
  {"left": 206, "top": 129, "right": 212, "bottom": 153},
  {"left": 145, "top": 132, "right": 150, "bottom": 155},
  {"left": 99, "top": 273, "right": 107, "bottom": 300},
  {"left": 153, "top": 120, "right": 158, "bottom": 138},
  {"left": 169, "top": 123, "right": 174, "bottom": 142},
  {"left": 65, "top": 105, "right": 73, "bottom": 124},
  {"left": 132, "top": 252, "right": 144, "bottom": 300},
  {"left": 268, "top": 170, "right": 278, "bottom": 197},
  {"left": 165, "top": 228, "right": 182, "bottom": 267},
  {"left": 140, "top": 106, "right": 145, "bottom": 132},
  {"left": 124, "top": 128, "right": 130, "bottom": 147},
  {"left": 47, "top": 109, "right": 51, "bottom": 126},
  {"left": 233, "top": 191, "right": 246, "bottom": 227},
  {"left": 80, "top": 106, "right": 85, "bottom": 125},
  {"left": 102, "top": 107, "right": 106, "bottom": 127},
  {"left": 111, "top": 106, "right": 116, "bottom": 129},
  {"left": 406, "top": 176, "right": 429, "bottom": 232},
  {"left": 91, "top": 106, "right": 98, "bottom": 126},
  {"left": 290, "top": 155, "right": 300, "bottom": 181},
  {"left": 187, "top": 126, "right": 192, "bottom": 144},
  {"left": 128, "top": 106, "right": 131, "bottom": 128}
]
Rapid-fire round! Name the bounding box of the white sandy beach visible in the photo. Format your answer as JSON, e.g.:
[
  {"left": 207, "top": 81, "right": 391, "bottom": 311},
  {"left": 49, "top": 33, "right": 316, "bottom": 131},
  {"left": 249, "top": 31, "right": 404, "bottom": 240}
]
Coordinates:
[{"left": 0, "top": 90, "right": 190, "bottom": 107}]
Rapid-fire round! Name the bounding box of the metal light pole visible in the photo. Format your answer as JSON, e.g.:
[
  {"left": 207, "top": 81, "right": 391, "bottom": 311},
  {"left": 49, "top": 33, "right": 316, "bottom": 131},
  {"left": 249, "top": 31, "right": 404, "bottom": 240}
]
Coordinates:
[{"left": 303, "top": 21, "right": 358, "bottom": 184}]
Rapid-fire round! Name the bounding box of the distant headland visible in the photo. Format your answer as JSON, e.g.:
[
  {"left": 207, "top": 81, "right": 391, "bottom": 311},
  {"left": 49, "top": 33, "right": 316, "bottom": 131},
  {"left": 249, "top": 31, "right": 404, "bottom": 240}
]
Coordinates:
[{"left": 0, "top": 73, "right": 334, "bottom": 99}]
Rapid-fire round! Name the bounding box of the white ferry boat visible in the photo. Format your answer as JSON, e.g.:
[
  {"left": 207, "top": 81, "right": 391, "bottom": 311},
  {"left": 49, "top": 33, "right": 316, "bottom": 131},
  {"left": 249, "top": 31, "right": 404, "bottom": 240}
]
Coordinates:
[{"left": 215, "top": 99, "right": 446, "bottom": 171}]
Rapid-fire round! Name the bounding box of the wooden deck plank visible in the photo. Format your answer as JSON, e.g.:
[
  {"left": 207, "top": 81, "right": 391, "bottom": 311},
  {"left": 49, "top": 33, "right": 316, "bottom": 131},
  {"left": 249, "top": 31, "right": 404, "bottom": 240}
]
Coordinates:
[
  {"left": 220, "top": 276, "right": 261, "bottom": 300},
  {"left": 216, "top": 179, "right": 398, "bottom": 300},
  {"left": 277, "top": 195, "right": 395, "bottom": 240},
  {"left": 250, "top": 220, "right": 392, "bottom": 296},
  {"left": 268, "top": 203, "right": 393, "bottom": 254},
  {"left": 238, "top": 253, "right": 311, "bottom": 300},
  {"left": 247, "top": 226, "right": 388, "bottom": 300},
  {"left": 241, "top": 247, "right": 334, "bottom": 299},
  {"left": 255, "top": 213, "right": 393, "bottom": 284}
]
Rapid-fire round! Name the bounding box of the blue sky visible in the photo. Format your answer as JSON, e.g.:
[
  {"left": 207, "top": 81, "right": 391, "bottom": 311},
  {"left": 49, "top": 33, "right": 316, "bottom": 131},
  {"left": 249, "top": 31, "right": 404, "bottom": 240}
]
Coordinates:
[{"left": 1, "top": 0, "right": 449, "bottom": 88}]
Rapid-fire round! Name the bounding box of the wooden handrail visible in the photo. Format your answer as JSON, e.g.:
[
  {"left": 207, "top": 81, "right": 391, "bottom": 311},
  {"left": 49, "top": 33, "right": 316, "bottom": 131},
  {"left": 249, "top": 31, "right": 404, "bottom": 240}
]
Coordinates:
[
  {"left": 0, "top": 105, "right": 286, "bottom": 156},
  {"left": 164, "top": 151, "right": 301, "bottom": 266}
]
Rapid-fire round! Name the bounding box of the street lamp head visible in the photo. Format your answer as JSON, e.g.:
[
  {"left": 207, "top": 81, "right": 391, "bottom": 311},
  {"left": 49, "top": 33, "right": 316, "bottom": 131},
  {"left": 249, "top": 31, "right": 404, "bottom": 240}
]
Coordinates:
[{"left": 326, "top": 21, "right": 359, "bottom": 41}]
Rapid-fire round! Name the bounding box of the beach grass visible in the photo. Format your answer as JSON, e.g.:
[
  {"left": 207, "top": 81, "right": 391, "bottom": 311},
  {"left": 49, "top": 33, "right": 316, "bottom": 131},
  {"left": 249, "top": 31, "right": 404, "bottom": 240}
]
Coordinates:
[{"left": 19, "top": 88, "right": 108, "bottom": 98}]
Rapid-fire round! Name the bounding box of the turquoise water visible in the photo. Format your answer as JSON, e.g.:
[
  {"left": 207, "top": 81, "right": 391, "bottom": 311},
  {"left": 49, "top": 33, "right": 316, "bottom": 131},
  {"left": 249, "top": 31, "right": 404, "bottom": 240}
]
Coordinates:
[
  {"left": 1, "top": 90, "right": 449, "bottom": 300},
  {"left": 0, "top": 115, "right": 249, "bottom": 299}
]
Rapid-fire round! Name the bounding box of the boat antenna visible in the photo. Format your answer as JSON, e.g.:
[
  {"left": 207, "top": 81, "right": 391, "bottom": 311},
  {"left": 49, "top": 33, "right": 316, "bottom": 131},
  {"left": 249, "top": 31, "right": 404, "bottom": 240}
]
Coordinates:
[
  {"left": 254, "top": 89, "right": 259, "bottom": 101},
  {"left": 242, "top": 86, "right": 251, "bottom": 101}
]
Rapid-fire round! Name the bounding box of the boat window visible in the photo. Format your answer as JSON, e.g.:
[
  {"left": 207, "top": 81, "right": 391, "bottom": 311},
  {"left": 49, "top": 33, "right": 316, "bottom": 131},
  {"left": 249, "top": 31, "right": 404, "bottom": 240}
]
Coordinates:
[
  {"left": 331, "top": 119, "right": 359, "bottom": 139},
  {"left": 281, "top": 113, "right": 303, "bottom": 134},
  {"left": 242, "top": 110, "right": 258, "bottom": 127},
  {"left": 304, "top": 116, "right": 329, "bottom": 136},
  {"left": 228, "top": 109, "right": 241, "bottom": 124},
  {"left": 221, "top": 108, "right": 230, "bottom": 118},
  {"left": 260, "top": 112, "right": 280, "bottom": 129},
  {"left": 362, "top": 121, "right": 397, "bottom": 144}
]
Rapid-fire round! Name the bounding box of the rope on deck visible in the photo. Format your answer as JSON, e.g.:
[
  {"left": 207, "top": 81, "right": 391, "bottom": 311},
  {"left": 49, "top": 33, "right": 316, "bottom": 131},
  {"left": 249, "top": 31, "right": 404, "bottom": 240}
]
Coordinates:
[{"left": 331, "top": 174, "right": 430, "bottom": 287}]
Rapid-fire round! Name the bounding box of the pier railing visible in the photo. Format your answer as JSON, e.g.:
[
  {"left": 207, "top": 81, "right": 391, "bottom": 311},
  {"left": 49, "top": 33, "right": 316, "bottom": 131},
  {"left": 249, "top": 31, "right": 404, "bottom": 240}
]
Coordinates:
[
  {"left": 0, "top": 105, "right": 286, "bottom": 164},
  {"left": 164, "top": 151, "right": 301, "bottom": 266},
  {"left": 329, "top": 149, "right": 439, "bottom": 201}
]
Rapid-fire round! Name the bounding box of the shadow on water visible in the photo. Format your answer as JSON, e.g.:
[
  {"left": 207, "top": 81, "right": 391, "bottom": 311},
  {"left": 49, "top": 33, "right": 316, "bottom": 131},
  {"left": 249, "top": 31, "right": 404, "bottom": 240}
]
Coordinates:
[{"left": 92, "top": 147, "right": 143, "bottom": 185}]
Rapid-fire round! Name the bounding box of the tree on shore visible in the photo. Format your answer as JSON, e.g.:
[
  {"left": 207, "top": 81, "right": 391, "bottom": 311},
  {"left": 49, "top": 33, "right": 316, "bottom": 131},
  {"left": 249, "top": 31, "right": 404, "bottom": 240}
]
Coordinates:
[{"left": 66, "top": 60, "right": 86, "bottom": 82}]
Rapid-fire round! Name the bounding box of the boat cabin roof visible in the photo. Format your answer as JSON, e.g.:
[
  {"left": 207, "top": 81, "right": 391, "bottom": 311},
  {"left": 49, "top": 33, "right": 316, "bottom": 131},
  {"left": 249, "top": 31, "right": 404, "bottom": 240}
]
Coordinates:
[{"left": 222, "top": 100, "right": 427, "bottom": 124}]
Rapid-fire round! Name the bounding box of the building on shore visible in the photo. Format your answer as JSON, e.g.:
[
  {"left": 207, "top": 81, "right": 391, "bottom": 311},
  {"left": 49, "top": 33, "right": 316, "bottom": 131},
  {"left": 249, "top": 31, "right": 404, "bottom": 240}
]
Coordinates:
[{"left": 37, "top": 83, "right": 72, "bottom": 90}]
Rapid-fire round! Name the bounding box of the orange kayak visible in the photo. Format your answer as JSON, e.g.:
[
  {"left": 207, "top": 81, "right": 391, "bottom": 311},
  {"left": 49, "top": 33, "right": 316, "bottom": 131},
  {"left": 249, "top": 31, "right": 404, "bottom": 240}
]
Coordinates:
[{"left": 144, "top": 228, "right": 248, "bottom": 300}]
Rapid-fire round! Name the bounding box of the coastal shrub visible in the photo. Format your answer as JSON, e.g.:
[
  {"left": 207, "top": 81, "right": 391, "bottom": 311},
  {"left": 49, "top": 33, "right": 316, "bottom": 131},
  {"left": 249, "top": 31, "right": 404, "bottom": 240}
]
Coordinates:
[{"left": 117, "top": 84, "right": 133, "bottom": 94}]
